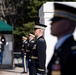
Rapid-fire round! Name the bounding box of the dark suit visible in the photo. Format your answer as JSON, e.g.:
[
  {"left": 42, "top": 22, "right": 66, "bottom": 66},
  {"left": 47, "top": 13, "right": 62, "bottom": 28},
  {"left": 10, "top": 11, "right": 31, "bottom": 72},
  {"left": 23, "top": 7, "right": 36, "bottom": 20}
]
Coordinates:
[
  {"left": 31, "top": 36, "right": 46, "bottom": 75},
  {"left": 47, "top": 35, "right": 76, "bottom": 75},
  {"left": 0, "top": 35, "right": 6, "bottom": 65}
]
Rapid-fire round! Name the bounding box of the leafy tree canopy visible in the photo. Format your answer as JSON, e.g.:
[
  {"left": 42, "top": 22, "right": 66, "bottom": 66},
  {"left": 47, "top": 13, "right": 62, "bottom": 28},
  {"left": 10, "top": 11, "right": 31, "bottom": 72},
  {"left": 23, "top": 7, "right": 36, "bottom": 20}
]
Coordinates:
[{"left": 4, "top": 0, "right": 71, "bottom": 51}]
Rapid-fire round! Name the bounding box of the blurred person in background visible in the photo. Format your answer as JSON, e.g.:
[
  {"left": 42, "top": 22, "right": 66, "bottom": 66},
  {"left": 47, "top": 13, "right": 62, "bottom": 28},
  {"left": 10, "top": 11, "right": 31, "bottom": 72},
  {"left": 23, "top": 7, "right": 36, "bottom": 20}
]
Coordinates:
[
  {"left": 26, "top": 33, "right": 35, "bottom": 75},
  {"left": 47, "top": 3, "right": 76, "bottom": 75},
  {"left": 21, "top": 36, "right": 28, "bottom": 73},
  {"left": 0, "top": 33, "right": 6, "bottom": 66}
]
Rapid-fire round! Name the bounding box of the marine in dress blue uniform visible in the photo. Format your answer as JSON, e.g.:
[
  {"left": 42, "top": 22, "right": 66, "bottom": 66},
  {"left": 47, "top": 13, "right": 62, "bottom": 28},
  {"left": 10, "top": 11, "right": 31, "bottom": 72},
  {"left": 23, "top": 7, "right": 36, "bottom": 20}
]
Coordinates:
[
  {"left": 0, "top": 33, "right": 6, "bottom": 65},
  {"left": 47, "top": 3, "right": 76, "bottom": 75},
  {"left": 21, "top": 36, "right": 28, "bottom": 73},
  {"left": 31, "top": 23, "right": 47, "bottom": 75}
]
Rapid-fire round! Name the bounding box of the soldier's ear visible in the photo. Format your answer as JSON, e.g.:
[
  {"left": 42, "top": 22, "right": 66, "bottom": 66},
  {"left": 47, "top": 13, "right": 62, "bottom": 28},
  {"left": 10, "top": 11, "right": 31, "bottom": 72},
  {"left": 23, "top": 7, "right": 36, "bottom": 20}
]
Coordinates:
[{"left": 64, "top": 21, "right": 72, "bottom": 32}]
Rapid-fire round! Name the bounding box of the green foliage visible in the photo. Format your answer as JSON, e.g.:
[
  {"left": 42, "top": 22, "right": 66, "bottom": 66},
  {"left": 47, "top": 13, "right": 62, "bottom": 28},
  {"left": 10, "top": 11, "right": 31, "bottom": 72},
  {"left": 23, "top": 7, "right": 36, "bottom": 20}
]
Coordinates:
[
  {"left": 12, "top": 0, "right": 47, "bottom": 37},
  {"left": 5, "top": 0, "right": 76, "bottom": 52},
  {"left": 22, "top": 22, "right": 35, "bottom": 37},
  {"left": 3, "top": 0, "right": 55, "bottom": 51},
  {"left": 14, "top": 22, "right": 34, "bottom": 37}
]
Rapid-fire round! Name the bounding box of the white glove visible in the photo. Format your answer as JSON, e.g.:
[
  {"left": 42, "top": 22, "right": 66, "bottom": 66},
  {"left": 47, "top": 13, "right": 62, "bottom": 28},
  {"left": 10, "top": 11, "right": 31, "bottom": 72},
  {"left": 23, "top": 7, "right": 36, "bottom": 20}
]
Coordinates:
[
  {"left": 6, "top": 42, "right": 9, "bottom": 45},
  {"left": 0, "top": 41, "right": 2, "bottom": 44}
]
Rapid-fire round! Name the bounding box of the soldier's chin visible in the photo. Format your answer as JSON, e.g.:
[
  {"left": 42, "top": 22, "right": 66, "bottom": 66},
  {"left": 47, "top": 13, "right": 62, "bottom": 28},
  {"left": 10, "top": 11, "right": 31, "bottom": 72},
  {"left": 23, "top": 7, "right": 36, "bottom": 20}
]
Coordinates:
[{"left": 51, "top": 32, "right": 56, "bottom": 36}]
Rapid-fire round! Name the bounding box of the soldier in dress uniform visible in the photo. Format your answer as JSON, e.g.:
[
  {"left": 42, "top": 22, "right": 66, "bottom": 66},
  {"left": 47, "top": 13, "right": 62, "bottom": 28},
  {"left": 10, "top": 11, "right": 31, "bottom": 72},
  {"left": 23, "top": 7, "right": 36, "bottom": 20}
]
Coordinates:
[
  {"left": 26, "top": 33, "right": 35, "bottom": 75},
  {"left": 47, "top": 3, "right": 76, "bottom": 75},
  {"left": 21, "top": 36, "right": 28, "bottom": 73},
  {"left": 31, "top": 23, "right": 47, "bottom": 75},
  {"left": 0, "top": 33, "right": 6, "bottom": 65}
]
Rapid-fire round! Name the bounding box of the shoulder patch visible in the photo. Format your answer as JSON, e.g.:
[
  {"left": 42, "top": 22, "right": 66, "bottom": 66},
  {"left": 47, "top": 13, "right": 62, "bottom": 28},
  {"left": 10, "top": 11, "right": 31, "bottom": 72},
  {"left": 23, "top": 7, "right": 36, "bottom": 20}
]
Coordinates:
[{"left": 39, "top": 38, "right": 44, "bottom": 42}]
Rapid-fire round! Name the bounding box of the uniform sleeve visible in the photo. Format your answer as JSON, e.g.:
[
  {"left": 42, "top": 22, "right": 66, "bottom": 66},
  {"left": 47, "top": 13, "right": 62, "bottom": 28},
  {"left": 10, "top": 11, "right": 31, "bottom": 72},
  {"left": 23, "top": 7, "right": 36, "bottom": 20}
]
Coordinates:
[
  {"left": 24, "top": 42, "right": 28, "bottom": 51},
  {"left": 37, "top": 39, "right": 46, "bottom": 74},
  {"left": 30, "top": 41, "right": 34, "bottom": 48}
]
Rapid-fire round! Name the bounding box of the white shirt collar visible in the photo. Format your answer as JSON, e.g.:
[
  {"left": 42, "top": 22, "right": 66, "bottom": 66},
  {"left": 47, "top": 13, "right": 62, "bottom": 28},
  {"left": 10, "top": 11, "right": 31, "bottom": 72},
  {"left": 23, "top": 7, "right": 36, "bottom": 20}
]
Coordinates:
[{"left": 55, "top": 34, "right": 72, "bottom": 49}]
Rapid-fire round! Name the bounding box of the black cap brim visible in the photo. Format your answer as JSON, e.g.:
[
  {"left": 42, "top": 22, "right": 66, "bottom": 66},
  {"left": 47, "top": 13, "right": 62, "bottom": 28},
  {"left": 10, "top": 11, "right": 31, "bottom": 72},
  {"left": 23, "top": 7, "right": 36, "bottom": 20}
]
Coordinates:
[{"left": 50, "top": 16, "right": 68, "bottom": 22}]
